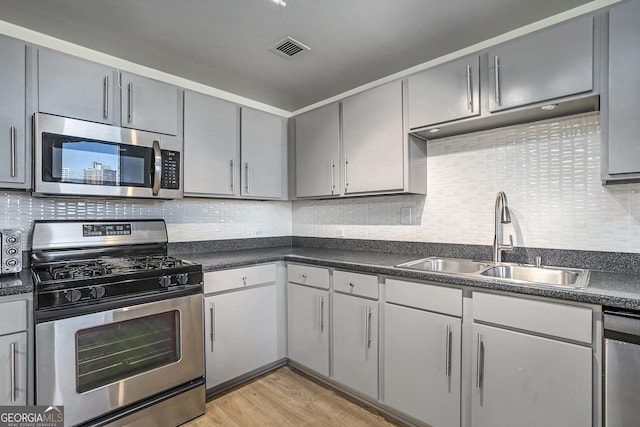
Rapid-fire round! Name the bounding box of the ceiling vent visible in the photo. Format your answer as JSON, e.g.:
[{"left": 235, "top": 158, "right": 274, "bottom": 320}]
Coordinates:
[{"left": 269, "top": 36, "right": 310, "bottom": 59}]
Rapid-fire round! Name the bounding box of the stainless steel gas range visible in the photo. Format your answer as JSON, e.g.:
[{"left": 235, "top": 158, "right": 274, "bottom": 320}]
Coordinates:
[{"left": 30, "top": 220, "right": 205, "bottom": 427}]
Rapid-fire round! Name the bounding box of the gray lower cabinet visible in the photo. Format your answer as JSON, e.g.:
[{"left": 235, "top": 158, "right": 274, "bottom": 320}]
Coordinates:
[
  {"left": 204, "top": 285, "right": 277, "bottom": 389},
  {"left": 38, "top": 48, "right": 118, "bottom": 125},
  {"left": 471, "top": 324, "right": 592, "bottom": 427},
  {"left": 332, "top": 292, "right": 378, "bottom": 399},
  {"left": 240, "top": 107, "right": 286, "bottom": 199},
  {"left": 183, "top": 91, "right": 239, "bottom": 196},
  {"left": 488, "top": 15, "right": 593, "bottom": 112},
  {"left": 0, "top": 35, "right": 28, "bottom": 188},
  {"left": 203, "top": 264, "right": 279, "bottom": 389},
  {"left": 0, "top": 299, "right": 29, "bottom": 405},
  {"left": 295, "top": 102, "right": 340, "bottom": 198},
  {"left": 287, "top": 282, "right": 330, "bottom": 376},
  {"left": 120, "top": 71, "right": 180, "bottom": 136},
  {"left": 603, "top": 0, "right": 640, "bottom": 178},
  {"left": 472, "top": 292, "right": 593, "bottom": 427},
  {"left": 342, "top": 80, "right": 405, "bottom": 194},
  {"left": 408, "top": 54, "right": 481, "bottom": 129}
]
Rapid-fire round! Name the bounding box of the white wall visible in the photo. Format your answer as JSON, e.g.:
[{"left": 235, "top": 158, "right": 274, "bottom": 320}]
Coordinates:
[
  {"left": 293, "top": 113, "right": 640, "bottom": 253},
  {"left": 0, "top": 194, "right": 292, "bottom": 250}
]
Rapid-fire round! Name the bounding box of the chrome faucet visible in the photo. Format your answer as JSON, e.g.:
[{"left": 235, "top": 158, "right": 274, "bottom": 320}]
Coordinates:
[{"left": 493, "top": 191, "right": 514, "bottom": 262}]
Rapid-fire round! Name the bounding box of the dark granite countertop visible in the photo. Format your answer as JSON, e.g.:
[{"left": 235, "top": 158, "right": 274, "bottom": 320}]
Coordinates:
[
  {"left": 179, "top": 246, "right": 640, "bottom": 310},
  {"left": 0, "top": 269, "right": 33, "bottom": 297}
]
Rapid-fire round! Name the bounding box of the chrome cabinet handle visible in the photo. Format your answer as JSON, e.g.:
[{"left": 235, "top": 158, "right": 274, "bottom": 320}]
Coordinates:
[
  {"left": 152, "top": 140, "right": 161, "bottom": 196},
  {"left": 476, "top": 333, "right": 484, "bottom": 388},
  {"left": 301, "top": 274, "right": 307, "bottom": 280},
  {"left": 494, "top": 56, "right": 501, "bottom": 106},
  {"left": 445, "top": 325, "right": 452, "bottom": 377},
  {"left": 365, "top": 306, "right": 372, "bottom": 349},
  {"left": 210, "top": 302, "right": 215, "bottom": 351},
  {"left": 10, "top": 341, "right": 17, "bottom": 402},
  {"left": 330, "top": 160, "right": 336, "bottom": 195},
  {"left": 127, "top": 82, "right": 134, "bottom": 123},
  {"left": 242, "top": 276, "right": 248, "bottom": 286},
  {"left": 319, "top": 295, "right": 325, "bottom": 332},
  {"left": 230, "top": 160, "right": 234, "bottom": 191},
  {"left": 103, "top": 75, "right": 109, "bottom": 119},
  {"left": 10, "top": 126, "right": 16, "bottom": 178},
  {"left": 466, "top": 64, "right": 473, "bottom": 112},
  {"left": 344, "top": 156, "right": 349, "bottom": 193},
  {"left": 244, "top": 162, "right": 250, "bottom": 193}
]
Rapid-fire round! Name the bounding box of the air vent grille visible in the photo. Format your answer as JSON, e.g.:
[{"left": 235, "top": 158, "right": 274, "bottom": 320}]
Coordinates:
[{"left": 269, "top": 36, "right": 310, "bottom": 59}]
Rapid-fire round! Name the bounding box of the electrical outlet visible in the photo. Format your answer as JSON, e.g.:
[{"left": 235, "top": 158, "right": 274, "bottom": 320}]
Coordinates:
[
  {"left": 254, "top": 230, "right": 263, "bottom": 236},
  {"left": 401, "top": 207, "right": 412, "bottom": 225},
  {"left": 335, "top": 229, "right": 344, "bottom": 237}
]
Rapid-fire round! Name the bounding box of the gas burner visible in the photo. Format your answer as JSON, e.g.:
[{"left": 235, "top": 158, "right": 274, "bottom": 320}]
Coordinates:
[
  {"left": 125, "top": 255, "right": 184, "bottom": 270},
  {"left": 49, "top": 261, "right": 112, "bottom": 280}
]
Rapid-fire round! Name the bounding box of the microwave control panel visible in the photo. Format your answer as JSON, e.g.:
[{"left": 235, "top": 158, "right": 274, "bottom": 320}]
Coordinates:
[{"left": 161, "top": 150, "right": 180, "bottom": 189}]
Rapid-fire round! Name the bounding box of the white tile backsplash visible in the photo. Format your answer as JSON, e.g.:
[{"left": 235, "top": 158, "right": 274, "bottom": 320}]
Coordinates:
[
  {"left": 293, "top": 113, "right": 640, "bottom": 253},
  {"left": 0, "top": 193, "right": 292, "bottom": 250}
]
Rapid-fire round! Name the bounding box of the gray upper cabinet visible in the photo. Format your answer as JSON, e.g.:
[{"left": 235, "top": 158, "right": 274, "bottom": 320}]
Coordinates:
[
  {"left": 38, "top": 49, "right": 118, "bottom": 125},
  {"left": 120, "top": 72, "right": 180, "bottom": 136},
  {"left": 0, "top": 36, "right": 28, "bottom": 188},
  {"left": 295, "top": 103, "right": 340, "bottom": 198},
  {"left": 184, "top": 91, "right": 239, "bottom": 196},
  {"left": 604, "top": 0, "right": 640, "bottom": 178},
  {"left": 343, "top": 80, "right": 404, "bottom": 194},
  {"left": 408, "top": 54, "right": 481, "bottom": 129},
  {"left": 488, "top": 15, "right": 593, "bottom": 112},
  {"left": 240, "top": 107, "right": 286, "bottom": 199}
]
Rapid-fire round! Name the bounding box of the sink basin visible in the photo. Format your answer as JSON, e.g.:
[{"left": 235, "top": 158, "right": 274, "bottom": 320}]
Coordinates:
[
  {"left": 479, "top": 265, "right": 589, "bottom": 288},
  {"left": 396, "top": 257, "right": 491, "bottom": 274}
]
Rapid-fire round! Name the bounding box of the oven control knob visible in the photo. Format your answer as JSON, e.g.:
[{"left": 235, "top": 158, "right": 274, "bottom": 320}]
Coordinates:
[
  {"left": 176, "top": 273, "right": 189, "bottom": 285},
  {"left": 90, "top": 286, "right": 106, "bottom": 299},
  {"left": 159, "top": 276, "right": 172, "bottom": 287},
  {"left": 64, "top": 289, "right": 82, "bottom": 303}
]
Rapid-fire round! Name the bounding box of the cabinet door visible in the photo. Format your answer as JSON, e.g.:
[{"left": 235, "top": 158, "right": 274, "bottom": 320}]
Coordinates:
[
  {"left": 287, "top": 283, "right": 329, "bottom": 376},
  {"left": 488, "top": 16, "right": 593, "bottom": 112},
  {"left": 120, "top": 72, "right": 179, "bottom": 135},
  {"left": 607, "top": 0, "right": 640, "bottom": 175},
  {"left": 0, "top": 37, "right": 27, "bottom": 187},
  {"left": 472, "top": 324, "right": 591, "bottom": 427},
  {"left": 184, "top": 91, "right": 239, "bottom": 196},
  {"left": 240, "top": 108, "right": 284, "bottom": 199},
  {"left": 332, "top": 293, "right": 378, "bottom": 399},
  {"left": 38, "top": 49, "right": 117, "bottom": 125},
  {"left": 384, "top": 304, "right": 461, "bottom": 427},
  {"left": 342, "top": 80, "right": 404, "bottom": 194},
  {"left": 408, "top": 54, "right": 480, "bottom": 129},
  {"left": 204, "top": 285, "right": 277, "bottom": 389},
  {"left": 295, "top": 103, "right": 340, "bottom": 198},
  {"left": 0, "top": 332, "right": 27, "bottom": 405}
]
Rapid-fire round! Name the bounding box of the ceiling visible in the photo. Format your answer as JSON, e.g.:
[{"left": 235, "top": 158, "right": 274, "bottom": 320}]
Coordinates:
[{"left": 0, "top": 0, "right": 596, "bottom": 112}]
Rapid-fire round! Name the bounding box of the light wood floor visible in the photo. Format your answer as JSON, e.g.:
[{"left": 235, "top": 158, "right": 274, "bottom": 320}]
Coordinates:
[{"left": 183, "top": 366, "right": 404, "bottom": 426}]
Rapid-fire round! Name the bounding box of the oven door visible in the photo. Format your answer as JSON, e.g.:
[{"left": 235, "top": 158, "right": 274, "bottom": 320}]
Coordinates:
[{"left": 36, "top": 293, "right": 203, "bottom": 427}]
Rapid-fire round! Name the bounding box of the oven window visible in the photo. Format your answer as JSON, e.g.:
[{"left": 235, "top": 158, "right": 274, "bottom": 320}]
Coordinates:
[
  {"left": 42, "top": 132, "right": 152, "bottom": 187},
  {"left": 76, "top": 311, "right": 180, "bottom": 393}
]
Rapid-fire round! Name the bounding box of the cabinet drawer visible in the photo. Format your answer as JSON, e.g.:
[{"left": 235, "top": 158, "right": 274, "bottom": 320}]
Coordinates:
[
  {"left": 473, "top": 292, "right": 592, "bottom": 344},
  {"left": 386, "top": 279, "right": 462, "bottom": 317},
  {"left": 204, "top": 263, "right": 276, "bottom": 294},
  {"left": 0, "top": 300, "right": 27, "bottom": 335},
  {"left": 287, "top": 264, "right": 329, "bottom": 290},
  {"left": 333, "top": 270, "right": 378, "bottom": 299}
]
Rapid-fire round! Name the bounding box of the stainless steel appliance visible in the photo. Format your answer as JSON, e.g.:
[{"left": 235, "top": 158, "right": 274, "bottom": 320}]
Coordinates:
[
  {"left": 0, "top": 229, "right": 22, "bottom": 274},
  {"left": 31, "top": 220, "right": 204, "bottom": 427},
  {"left": 604, "top": 309, "right": 640, "bottom": 427},
  {"left": 34, "top": 113, "right": 183, "bottom": 199}
]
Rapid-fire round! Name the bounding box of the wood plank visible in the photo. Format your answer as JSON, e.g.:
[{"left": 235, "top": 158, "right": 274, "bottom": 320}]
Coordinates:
[{"left": 183, "top": 366, "right": 402, "bottom": 426}]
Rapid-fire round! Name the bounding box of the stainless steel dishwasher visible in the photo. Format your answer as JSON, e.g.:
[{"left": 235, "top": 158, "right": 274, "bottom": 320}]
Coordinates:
[{"left": 604, "top": 310, "right": 640, "bottom": 427}]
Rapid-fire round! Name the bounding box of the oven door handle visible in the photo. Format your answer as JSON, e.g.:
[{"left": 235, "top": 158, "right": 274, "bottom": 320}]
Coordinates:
[{"left": 152, "top": 140, "right": 162, "bottom": 197}]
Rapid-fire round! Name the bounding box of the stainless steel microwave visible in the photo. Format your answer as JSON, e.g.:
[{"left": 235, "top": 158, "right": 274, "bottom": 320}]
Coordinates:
[{"left": 34, "top": 113, "right": 183, "bottom": 199}]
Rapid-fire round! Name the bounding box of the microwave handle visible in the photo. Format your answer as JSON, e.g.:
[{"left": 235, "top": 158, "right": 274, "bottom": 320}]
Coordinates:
[{"left": 152, "top": 140, "right": 162, "bottom": 196}]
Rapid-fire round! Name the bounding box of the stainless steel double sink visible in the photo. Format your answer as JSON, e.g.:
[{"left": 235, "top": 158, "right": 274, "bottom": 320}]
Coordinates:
[{"left": 395, "top": 257, "right": 590, "bottom": 288}]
